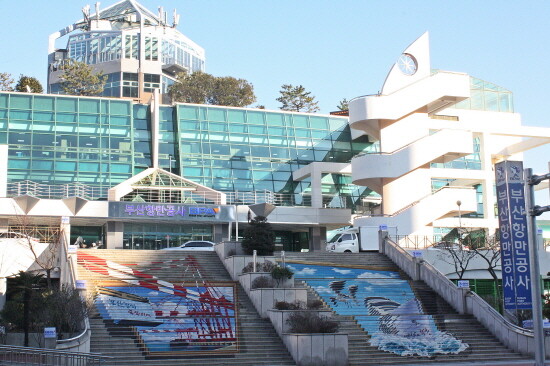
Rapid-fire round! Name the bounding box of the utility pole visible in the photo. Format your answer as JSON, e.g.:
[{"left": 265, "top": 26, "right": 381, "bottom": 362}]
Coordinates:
[{"left": 525, "top": 167, "right": 550, "bottom": 366}]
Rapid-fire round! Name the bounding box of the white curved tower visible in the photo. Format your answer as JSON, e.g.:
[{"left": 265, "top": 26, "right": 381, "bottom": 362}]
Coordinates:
[{"left": 349, "top": 32, "right": 550, "bottom": 240}]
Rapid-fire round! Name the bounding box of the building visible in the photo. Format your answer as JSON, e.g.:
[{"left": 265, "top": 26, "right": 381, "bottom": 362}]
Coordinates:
[
  {"left": 47, "top": 0, "right": 205, "bottom": 102},
  {"left": 348, "top": 32, "right": 550, "bottom": 241}
]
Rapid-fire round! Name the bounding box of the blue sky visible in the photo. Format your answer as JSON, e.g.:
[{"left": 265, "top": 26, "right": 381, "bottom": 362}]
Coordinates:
[{"left": 1, "top": 0, "right": 549, "bottom": 206}]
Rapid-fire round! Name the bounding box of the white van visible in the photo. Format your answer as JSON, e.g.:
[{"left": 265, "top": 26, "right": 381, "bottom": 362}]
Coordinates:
[{"left": 326, "top": 231, "right": 359, "bottom": 253}]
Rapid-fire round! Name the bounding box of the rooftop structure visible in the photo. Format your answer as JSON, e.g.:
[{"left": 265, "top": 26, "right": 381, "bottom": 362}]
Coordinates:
[{"left": 47, "top": 0, "right": 205, "bottom": 102}]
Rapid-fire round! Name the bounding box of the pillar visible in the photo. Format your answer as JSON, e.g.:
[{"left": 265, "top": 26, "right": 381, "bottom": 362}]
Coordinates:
[
  {"left": 308, "top": 227, "right": 327, "bottom": 252},
  {"left": 106, "top": 222, "right": 124, "bottom": 249}
]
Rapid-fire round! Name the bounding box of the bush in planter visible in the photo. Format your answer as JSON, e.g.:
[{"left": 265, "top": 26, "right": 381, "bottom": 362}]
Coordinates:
[
  {"left": 241, "top": 216, "right": 275, "bottom": 255},
  {"left": 286, "top": 311, "right": 339, "bottom": 333},
  {"left": 275, "top": 300, "right": 305, "bottom": 310},
  {"left": 307, "top": 299, "right": 324, "bottom": 310},
  {"left": 242, "top": 261, "right": 276, "bottom": 273},
  {"left": 270, "top": 266, "right": 294, "bottom": 286},
  {"left": 251, "top": 276, "right": 274, "bottom": 289}
]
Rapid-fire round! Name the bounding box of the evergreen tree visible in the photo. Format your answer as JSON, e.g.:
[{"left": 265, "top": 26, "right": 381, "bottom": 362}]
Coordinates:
[
  {"left": 15, "top": 75, "right": 43, "bottom": 93},
  {"left": 241, "top": 216, "right": 275, "bottom": 255},
  {"left": 276, "top": 84, "right": 319, "bottom": 112},
  {"left": 169, "top": 71, "right": 256, "bottom": 107},
  {"left": 0, "top": 72, "right": 14, "bottom": 91},
  {"left": 59, "top": 60, "right": 107, "bottom": 96},
  {"left": 7, "top": 271, "right": 44, "bottom": 346},
  {"left": 337, "top": 98, "right": 349, "bottom": 111}
]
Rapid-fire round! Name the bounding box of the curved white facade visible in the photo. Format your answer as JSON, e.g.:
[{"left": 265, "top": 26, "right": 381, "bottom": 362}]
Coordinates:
[{"left": 349, "top": 32, "right": 550, "bottom": 239}]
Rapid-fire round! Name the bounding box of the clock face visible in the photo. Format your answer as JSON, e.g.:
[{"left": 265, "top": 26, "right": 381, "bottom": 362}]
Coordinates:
[{"left": 397, "top": 53, "right": 418, "bottom": 76}]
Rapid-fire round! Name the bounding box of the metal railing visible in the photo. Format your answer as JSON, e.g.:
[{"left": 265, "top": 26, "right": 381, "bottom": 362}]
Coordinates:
[
  {"left": 0, "top": 345, "right": 111, "bottom": 365},
  {"left": 7, "top": 181, "right": 352, "bottom": 209}
]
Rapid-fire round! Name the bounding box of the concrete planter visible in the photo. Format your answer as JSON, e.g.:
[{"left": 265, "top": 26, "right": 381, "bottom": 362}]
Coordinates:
[
  {"left": 214, "top": 241, "right": 245, "bottom": 259},
  {"left": 222, "top": 255, "right": 276, "bottom": 281},
  {"left": 284, "top": 333, "right": 348, "bottom": 366},
  {"left": 267, "top": 309, "right": 333, "bottom": 337},
  {"left": 239, "top": 272, "right": 294, "bottom": 293},
  {"left": 249, "top": 288, "right": 307, "bottom": 318}
]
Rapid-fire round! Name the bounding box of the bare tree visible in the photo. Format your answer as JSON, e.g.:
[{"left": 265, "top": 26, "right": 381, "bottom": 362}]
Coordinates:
[
  {"left": 470, "top": 230, "right": 501, "bottom": 303},
  {"left": 437, "top": 242, "right": 478, "bottom": 280},
  {"left": 12, "top": 214, "right": 63, "bottom": 289}
]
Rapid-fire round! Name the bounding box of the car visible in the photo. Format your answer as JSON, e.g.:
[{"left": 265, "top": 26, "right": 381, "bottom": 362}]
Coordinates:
[
  {"left": 161, "top": 240, "right": 215, "bottom": 251},
  {"left": 325, "top": 232, "right": 359, "bottom": 253}
]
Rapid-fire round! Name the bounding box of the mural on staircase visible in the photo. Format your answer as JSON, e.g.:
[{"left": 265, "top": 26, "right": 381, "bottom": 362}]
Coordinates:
[
  {"left": 288, "top": 263, "right": 468, "bottom": 357},
  {"left": 78, "top": 252, "right": 238, "bottom": 355}
]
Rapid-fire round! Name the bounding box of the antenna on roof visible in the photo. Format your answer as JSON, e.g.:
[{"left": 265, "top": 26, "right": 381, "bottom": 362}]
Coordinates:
[
  {"left": 82, "top": 5, "right": 91, "bottom": 23},
  {"left": 95, "top": 2, "right": 101, "bottom": 22},
  {"left": 158, "top": 6, "right": 164, "bottom": 25},
  {"left": 172, "top": 9, "right": 179, "bottom": 28}
]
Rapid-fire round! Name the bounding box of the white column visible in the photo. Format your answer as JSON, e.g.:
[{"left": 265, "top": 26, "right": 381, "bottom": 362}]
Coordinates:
[
  {"left": 151, "top": 89, "right": 160, "bottom": 168},
  {"left": 310, "top": 165, "right": 323, "bottom": 208},
  {"left": 0, "top": 145, "right": 7, "bottom": 197}
]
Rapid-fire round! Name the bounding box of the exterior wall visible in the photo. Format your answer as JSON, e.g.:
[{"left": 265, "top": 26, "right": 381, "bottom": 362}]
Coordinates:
[{"left": 0, "top": 144, "right": 7, "bottom": 197}]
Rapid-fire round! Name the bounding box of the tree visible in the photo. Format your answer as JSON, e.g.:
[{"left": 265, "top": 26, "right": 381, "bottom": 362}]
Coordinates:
[
  {"left": 435, "top": 230, "right": 477, "bottom": 280},
  {"left": 169, "top": 71, "right": 256, "bottom": 107},
  {"left": 15, "top": 75, "right": 43, "bottom": 93},
  {"left": 0, "top": 72, "right": 14, "bottom": 91},
  {"left": 276, "top": 84, "right": 319, "bottom": 113},
  {"left": 470, "top": 229, "right": 502, "bottom": 309},
  {"left": 59, "top": 60, "right": 107, "bottom": 96},
  {"left": 241, "top": 216, "right": 275, "bottom": 255},
  {"left": 7, "top": 271, "right": 44, "bottom": 346},
  {"left": 337, "top": 98, "right": 349, "bottom": 111}
]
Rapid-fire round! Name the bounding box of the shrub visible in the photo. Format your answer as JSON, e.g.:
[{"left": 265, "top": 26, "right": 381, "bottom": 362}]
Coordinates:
[
  {"left": 242, "top": 261, "right": 276, "bottom": 273},
  {"left": 286, "top": 312, "right": 339, "bottom": 333},
  {"left": 271, "top": 266, "right": 294, "bottom": 286},
  {"left": 251, "top": 276, "right": 274, "bottom": 289},
  {"left": 274, "top": 301, "right": 305, "bottom": 310},
  {"left": 241, "top": 216, "right": 274, "bottom": 255},
  {"left": 307, "top": 299, "right": 324, "bottom": 310}
]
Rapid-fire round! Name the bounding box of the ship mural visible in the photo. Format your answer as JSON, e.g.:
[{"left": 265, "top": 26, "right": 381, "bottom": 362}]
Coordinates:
[
  {"left": 78, "top": 252, "right": 238, "bottom": 355},
  {"left": 287, "top": 263, "right": 468, "bottom": 357}
]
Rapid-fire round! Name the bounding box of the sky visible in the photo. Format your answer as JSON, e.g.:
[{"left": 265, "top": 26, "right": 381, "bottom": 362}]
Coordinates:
[{"left": 0, "top": 0, "right": 548, "bottom": 209}]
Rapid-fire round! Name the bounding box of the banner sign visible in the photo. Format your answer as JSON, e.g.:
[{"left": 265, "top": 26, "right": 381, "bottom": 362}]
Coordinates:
[
  {"left": 495, "top": 161, "right": 532, "bottom": 310},
  {"left": 109, "top": 202, "right": 235, "bottom": 222}
]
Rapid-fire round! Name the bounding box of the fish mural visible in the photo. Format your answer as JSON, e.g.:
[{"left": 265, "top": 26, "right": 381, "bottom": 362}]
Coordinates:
[{"left": 288, "top": 263, "right": 468, "bottom": 357}]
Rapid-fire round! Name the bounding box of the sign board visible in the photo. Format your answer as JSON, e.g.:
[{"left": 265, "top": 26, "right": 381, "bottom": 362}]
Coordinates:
[
  {"left": 75, "top": 280, "right": 87, "bottom": 290},
  {"left": 44, "top": 327, "right": 57, "bottom": 339},
  {"left": 108, "top": 202, "right": 235, "bottom": 222},
  {"left": 379, "top": 225, "right": 388, "bottom": 231},
  {"left": 61, "top": 216, "right": 70, "bottom": 224},
  {"left": 495, "top": 161, "right": 532, "bottom": 311},
  {"left": 411, "top": 250, "right": 423, "bottom": 258},
  {"left": 68, "top": 245, "right": 78, "bottom": 254},
  {"left": 457, "top": 280, "right": 470, "bottom": 288},
  {"left": 522, "top": 319, "right": 550, "bottom": 329}
]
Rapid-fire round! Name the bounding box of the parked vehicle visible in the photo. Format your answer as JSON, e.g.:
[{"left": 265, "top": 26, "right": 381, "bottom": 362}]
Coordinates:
[
  {"left": 161, "top": 241, "right": 215, "bottom": 251},
  {"left": 326, "top": 226, "right": 398, "bottom": 253}
]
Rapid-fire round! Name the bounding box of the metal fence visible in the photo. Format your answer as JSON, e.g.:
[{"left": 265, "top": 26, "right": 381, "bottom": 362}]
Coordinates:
[{"left": 0, "top": 345, "right": 111, "bottom": 365}]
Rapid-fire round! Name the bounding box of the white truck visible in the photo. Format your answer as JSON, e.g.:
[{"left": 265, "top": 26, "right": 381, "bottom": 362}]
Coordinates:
[{"left": 326, "top": 225, "right": 397, "bottom": 253}]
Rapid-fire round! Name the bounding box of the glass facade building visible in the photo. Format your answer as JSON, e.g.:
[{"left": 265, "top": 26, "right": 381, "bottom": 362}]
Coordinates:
[{"left": 0, "top": 92, "right": 375, "bottom": 212}]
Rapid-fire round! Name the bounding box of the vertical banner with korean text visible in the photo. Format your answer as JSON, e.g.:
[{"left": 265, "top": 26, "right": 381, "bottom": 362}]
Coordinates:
[{"left": 495, "top": 161, "right": 532, "bottom": 311}]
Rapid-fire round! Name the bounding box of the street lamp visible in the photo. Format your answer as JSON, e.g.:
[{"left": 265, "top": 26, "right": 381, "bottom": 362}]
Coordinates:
[{"left": 456, "top": 200, "right": 462, "bottom": 229}]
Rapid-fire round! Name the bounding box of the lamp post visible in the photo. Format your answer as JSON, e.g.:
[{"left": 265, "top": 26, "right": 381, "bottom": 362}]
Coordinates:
[
  {"left": 168, "top": 155, "right": 175, "bottom": 174},
  {"left": 456, "top": 200, "right": 462, "bottom": 229}
]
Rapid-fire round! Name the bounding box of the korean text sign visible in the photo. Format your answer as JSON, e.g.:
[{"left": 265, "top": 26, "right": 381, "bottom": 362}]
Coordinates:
[{"left": 495, "top": 161, "right": 532, "bottom": 310}]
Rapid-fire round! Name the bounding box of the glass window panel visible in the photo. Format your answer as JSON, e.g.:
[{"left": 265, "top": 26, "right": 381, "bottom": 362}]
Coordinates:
[
  {"left": 470, "top": 90, "right": 484, "bottom": 110},
  {"left": 250, "top": 146, "right": 271, "bottom": 157},
  {"left": 309, "top": 117, "right": 328, "bottom": 129},
  {"left": 34, "top": 112, "right": 54, "bottom": 122},
  {"left": 265, "top": 113, "right": 284, "bottom": 126},
  {"left": 229, "top": 124, "right": 247, "bottom": 133},
  {"left": 159, "top": 107, "right": 173, "bottom": 121},
  {"left": 0, "top": 95, "right": 7, "bottom": 108},
  {"left": 57, "top": 98, "right": 78, "bottom": 112},
  {"left": 311, "top": 130, "right": 330, "bottom": 140},
  {"left": 294, "top": 128, "right": 310, "bottom": 138},
  {"left": 134, "top": 105, "right": 148, "bottom": 119},
  {"left": 9, "top": 110, "right": 31, "bottom": 120},
  {"left": 292, "top": 115, "right": 308, "bottom": 128},
  {"left": 10, "top": 95, "right": 32, "bottom": 110},
  {"left": 209, "top": 123, "right": 227, "bottom": 132},
  {"left": 109, "top": 101, "right": 130, "bottom": 115},
  {"left": 254, "top": 181, "right": 274, "bottom": 191},
  {"left": 34, "top": 96, "right": 55, "bottom": 111},
  {"left": 8, "top": 160, "right": 30, "bottom": 169},
  {"left": 269, "top": 137, "right": 287, "bottom": 146},
  {"left": 57, "top": 113, "right": 77, "bottom": 123},
  {"left": 251, "top": 161, "right": 271, "bottom": 170},
  {"left": 249, "top": 135, "right": 267, "bottom": 144},
  {"left": 55, "top": 161, "right": 76, "bottom": 171},
  {"left": 270, "top": 147, "right": 289, "bottom": 159},
  {"left": 267, "top": 126, "right": 285, "bottom": 136},
  {"left": 296, "top": 149, "right": 314, "bottom": 161},
  {"left": 207, "top": 108, "right": 225, "bottom": 122},
  {"left": 295, "top": 139, "right": 312, "bottom": 148},
  {"left": 79, "top": 162, "right": 100, "bottom": 171},
  {"left": 33, "top": 134, "right": 55, "bottom": 145},
  {"left": 79, "top": 99, "right": 100, "bottom": 114},
  {"left": 484, "top": 91, "right": 498, "bottom": 112},
  {"left": 110, "top": 164, "right": 132, "bottom": 173},
  {"left": 212, "top": 168, "right": 231, "bottom": 178},
  {"left": 252, "top": 170, "right": 271, "bottom": 180},
  {"left": 230, "top": 145, "right": 250, "bottom": 157},
  {"left": 329, "top": 118, "right": 346, "bottom": 130},
  {"left": 79, "top": 114, "right": 100, "bottom": 124},
  {"left": 210, "top": 144, "right": 230, "bottom": 155},
  {"left": 9, "top": 121, "right": 31, "bottom": 130},
  {"left": 180, "top": 120, "right": 200, "bottom": 130},
  {"left": 249, "top": 125, "right": 266, "bottom": 134},
  {"left": 227, "top": 110, "right": 245, "bottom": 123},
  {"left": 179, "top": 106, "right": 197, "bottom": 119},
  {"left": 31, "top": 160, "right": 53, "bottom": 170},
  {"left": 55, "top": 124, "right": 77, "bottom": 133},
  {"left": 272, "top": 171, "right": 291, "bottom": 180},
  {"left": 110, "top": 116, "right": 130, "bottom": 126},
  {"left": 499, "top": 94, "right": 511, "bottom": 112},
  {"left": 229, "top": 134, "right": 248, "bottom": 143},
  {"left": 247, "top": 111, "right": 264, "bottom": 124}
]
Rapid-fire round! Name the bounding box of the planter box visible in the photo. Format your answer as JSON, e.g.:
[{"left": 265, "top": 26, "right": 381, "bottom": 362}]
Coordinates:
[
  {"left": 214, "top": 241, "right": 245, "bottom": 259},
  {"left": 267, "top": 309, "right": 334, "bottom": 337},
  {"left": 249, "top": 288, "right": 307, "bottom": 318},
  {"left": 284, "top": 333, "right": 348, "bottom": 366},
  {"left": 222, "top": 255, "right": 276, "bottom": 281},
  {"left": 239, "top": 272, "right": 294, "bottom": 293}
]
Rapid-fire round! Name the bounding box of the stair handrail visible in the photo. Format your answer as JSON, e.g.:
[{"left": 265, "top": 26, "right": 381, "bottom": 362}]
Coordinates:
[
  {"left": 381, "top": 234, "right": 543, "bottom": 356},
  {"left": 364, "top": 185, "right": 475, "bottom": 218},
  {"left": 0, "top": 344, "right": 112, "bottom": 365},
  {"left": 354, "top": 129, "right": 445, "bottom": 158}
]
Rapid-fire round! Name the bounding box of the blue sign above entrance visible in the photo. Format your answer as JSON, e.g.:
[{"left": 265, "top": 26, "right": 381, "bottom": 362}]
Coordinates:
[{"left": 108, "top": 202, "right": 235, "bottom": 222}]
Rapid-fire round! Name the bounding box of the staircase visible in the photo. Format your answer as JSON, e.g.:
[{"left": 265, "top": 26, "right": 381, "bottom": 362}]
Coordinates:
[
  {"left": 284, "top": 252, "right": 530, "bottom": 365},
  {"left": 77, "top": 249, "right": 294, "bottom": 366}
]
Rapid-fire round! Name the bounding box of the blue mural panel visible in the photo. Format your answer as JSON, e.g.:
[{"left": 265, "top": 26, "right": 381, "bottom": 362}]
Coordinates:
[{"left": 288, "top": 263, "right": 468, "bottom": 357}]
